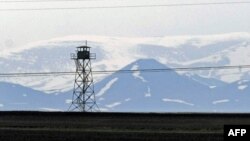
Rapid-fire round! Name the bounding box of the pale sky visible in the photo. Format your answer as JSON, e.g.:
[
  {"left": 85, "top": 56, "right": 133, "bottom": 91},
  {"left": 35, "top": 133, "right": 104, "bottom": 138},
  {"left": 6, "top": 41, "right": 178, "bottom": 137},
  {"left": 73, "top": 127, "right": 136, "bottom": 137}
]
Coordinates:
[{"left": 0, "top": 0, "right": 249, "bottom": 48}]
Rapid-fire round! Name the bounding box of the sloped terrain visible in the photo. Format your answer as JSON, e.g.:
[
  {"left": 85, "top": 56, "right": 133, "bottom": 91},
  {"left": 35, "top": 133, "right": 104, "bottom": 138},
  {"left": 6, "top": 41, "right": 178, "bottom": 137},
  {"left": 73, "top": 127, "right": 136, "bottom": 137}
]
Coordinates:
[{"left": 0, "top": 33, "right": 250, "bottom": 112}]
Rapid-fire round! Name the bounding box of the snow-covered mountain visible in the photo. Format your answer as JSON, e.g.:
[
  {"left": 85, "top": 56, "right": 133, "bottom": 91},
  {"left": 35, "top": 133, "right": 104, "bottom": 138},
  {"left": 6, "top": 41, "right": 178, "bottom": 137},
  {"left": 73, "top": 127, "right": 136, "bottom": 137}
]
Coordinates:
[
  {"left": 95, "top": 59, "right": 250, "bottom": 112},
  {"left": 1, "top": 59, "right": 249, "bottom": 112},
  {"left": 0, "top": 32, "right": 250, "bottom": 111},
  {"left": 95, "top": 59, "right": 213, "bottom": 112}
]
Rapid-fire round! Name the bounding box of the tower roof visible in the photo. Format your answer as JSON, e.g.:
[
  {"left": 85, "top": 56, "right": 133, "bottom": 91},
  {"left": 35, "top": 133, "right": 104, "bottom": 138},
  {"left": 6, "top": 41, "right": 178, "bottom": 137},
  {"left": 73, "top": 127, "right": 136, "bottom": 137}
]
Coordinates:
[{"left": 77, "top": 46, "right": 91, "bottom": 48}]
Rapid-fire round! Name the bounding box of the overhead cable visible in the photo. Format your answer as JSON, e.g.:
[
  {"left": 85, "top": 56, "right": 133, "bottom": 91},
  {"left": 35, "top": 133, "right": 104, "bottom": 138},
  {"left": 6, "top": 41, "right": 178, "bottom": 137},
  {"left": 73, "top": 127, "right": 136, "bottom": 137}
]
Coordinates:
[
  {"left": 0, "top": 64, "right": 249, "bottom": 77},
  {"left": 0, "top": 1, "right": 249, "bottom": 11}
]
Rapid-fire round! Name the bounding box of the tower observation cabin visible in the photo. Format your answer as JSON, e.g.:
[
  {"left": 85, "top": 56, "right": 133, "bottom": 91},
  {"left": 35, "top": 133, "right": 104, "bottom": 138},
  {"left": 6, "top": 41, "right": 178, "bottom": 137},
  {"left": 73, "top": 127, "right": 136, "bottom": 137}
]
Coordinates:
[{"left": 71, "top": 46, "right": 96, "bottom": 60}]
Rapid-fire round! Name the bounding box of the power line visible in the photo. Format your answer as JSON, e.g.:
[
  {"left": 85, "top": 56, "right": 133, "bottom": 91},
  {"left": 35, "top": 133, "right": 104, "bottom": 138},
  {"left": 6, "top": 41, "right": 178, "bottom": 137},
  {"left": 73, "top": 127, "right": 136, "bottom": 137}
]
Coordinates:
[
  {"left": 0, "top": 64, "right": 249, "bottom": 77},
  {"left": 1, "top": 0, "right": 250, "bottom": 4},
  {"left": 0, "top": 0, "right": 102, "bottom": 2},
  {"left": 0, "top": 1, "right": 249, "bottom": 11}
]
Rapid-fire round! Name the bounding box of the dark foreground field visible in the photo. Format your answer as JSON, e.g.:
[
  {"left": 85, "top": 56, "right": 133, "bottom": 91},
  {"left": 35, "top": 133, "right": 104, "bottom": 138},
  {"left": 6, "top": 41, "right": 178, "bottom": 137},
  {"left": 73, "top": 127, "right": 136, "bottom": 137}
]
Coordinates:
[{"left": 0, "top": 112, "right": 250, "bottom": 141}]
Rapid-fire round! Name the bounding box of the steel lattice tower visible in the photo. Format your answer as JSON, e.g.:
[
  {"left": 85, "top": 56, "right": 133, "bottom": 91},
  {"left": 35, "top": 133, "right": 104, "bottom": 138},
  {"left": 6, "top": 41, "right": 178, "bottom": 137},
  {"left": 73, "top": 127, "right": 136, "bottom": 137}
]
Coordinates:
[{"left": 69, "top": 45, "right": 98, "bottom": 112}]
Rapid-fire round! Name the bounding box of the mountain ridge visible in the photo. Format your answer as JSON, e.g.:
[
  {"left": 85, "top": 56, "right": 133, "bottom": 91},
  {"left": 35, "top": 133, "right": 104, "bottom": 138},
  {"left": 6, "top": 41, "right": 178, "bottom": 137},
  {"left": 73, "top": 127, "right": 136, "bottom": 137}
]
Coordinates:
[{"left": 0, "top": 33, "right": 250, "bottom": 111}]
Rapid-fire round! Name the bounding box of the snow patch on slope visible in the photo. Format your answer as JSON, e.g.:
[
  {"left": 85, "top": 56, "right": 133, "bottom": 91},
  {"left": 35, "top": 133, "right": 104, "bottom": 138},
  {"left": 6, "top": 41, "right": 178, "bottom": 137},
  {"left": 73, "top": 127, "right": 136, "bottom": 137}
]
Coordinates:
[
  {"left": 145, "top": 86, "right": 151, "bottom": 97},
  {"left": 209, "top": 86, "right": 217, "bottom": 89},
  {"left": 65, "top": 99, "right": 72, "bottom": 104},
  {"left": 40, "top": 108, "right": 63, "bottom": 111},
  {"left": 31, "top": 76, "right": 73, "bottom": 93},
  {"left": 238, "top": 80, "right": 249, "bottom": 85},
  {"left": 162, "top": 98, "right": 194, "bottom": 106},
  {"left": 125, "top": 98, "right": 131, "bottom": 102},
  {"left": 238, "top": 85, "right": 248, "bottom": 90},
  {"left": 96, "top": 78, "right": 118, "bottom": 97},
  {"left": 213, "top": 99, "right": 230, "bottom": 105},
  {"left": 131, "top": 64, "right": 147, "bottom": 82},
  {"left": 105, "top": 102, "right": 121, "bottom": 108}
]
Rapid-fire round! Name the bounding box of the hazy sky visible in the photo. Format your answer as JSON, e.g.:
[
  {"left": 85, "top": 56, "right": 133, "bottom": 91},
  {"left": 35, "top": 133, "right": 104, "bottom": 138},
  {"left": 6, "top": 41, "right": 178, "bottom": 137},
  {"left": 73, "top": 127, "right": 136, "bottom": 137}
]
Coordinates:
[{"left": 0, "top": 0, "right": 249, "bottom": 48}]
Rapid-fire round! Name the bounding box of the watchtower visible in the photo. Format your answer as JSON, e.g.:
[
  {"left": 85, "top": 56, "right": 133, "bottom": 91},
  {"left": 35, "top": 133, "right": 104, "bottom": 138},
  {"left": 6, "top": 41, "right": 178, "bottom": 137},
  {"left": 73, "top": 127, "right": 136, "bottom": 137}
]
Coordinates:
[{"left": 69, "top": 45, "right": 98, "bottom": 112}]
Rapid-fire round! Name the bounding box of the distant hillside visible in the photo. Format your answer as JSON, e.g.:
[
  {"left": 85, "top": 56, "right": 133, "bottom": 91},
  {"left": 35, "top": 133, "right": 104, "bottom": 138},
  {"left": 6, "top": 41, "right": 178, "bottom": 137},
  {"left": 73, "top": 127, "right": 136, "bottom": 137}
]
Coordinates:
[
  {"left": 0, "top": 33, "right": 249, "bottom": 93},
  {"left": 1, "top": 59, "right": 250, "bottom": 112},
  {"left": 0, "top": 33, "right": 250, "bottom": 111},
  {"left": 0, "top": 82, "right": 70, "bottom": 111},
  {"left": 95, "top": 59, "right": 250, "bottom": 112}
]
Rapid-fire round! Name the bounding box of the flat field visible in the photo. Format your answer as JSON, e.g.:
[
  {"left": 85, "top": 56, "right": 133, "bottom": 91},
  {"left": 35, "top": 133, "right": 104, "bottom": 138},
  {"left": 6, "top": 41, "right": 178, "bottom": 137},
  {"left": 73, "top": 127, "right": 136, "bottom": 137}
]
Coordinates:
[{"left": 0, "top": 112, "right": 249, "bottom": 141}]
